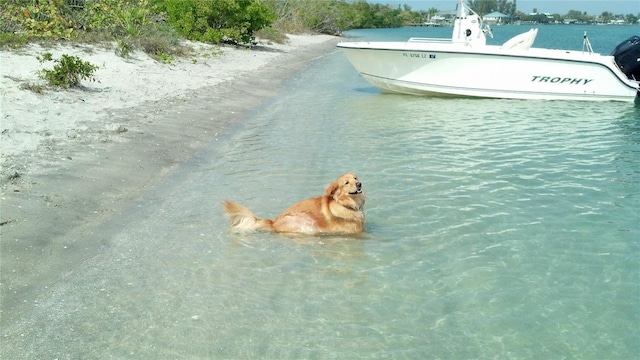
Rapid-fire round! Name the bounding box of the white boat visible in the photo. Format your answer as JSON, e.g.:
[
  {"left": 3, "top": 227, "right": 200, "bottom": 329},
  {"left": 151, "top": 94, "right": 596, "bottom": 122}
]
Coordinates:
[{"left": 337, "top": 0, "right": 640, "bottom": 102}]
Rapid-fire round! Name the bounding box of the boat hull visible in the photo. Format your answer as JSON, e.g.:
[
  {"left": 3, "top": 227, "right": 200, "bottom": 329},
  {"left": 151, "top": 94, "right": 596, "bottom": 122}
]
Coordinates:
[{"left": 338, "top": 42, "right": 640, "bottom": 102}]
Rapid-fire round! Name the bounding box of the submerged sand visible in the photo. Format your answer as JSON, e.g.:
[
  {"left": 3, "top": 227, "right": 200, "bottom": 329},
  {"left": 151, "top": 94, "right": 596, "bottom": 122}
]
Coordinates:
[{"left": 0, "top": 34, "right": 340, "bottom": 328}]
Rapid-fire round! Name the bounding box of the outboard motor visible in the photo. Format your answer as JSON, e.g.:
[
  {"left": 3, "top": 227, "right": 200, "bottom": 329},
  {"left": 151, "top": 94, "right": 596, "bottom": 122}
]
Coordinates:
[{"left": 611, "top": 36, "right": 640, "bottom": 80}]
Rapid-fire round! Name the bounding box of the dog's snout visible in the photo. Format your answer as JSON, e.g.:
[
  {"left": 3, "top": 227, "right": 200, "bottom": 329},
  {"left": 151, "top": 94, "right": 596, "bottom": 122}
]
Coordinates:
[{"left": 356, "top": 182, "right": 362, "bottom": 189}]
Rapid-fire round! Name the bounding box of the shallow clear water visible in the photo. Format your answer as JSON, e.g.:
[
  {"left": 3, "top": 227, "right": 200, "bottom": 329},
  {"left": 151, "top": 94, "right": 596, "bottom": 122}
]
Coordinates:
[{"left": 4, "top": 26, "right": 639, "bottom": 358}]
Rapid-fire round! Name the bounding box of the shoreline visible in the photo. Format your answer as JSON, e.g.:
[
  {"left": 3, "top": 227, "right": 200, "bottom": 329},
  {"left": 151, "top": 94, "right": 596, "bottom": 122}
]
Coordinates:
[{"left": 0, "top": 35, "right": 341, "bottom": 328}]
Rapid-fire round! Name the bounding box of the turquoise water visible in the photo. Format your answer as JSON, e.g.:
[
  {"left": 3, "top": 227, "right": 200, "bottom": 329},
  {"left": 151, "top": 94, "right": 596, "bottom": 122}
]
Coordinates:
[{"left": 3, "top": 26, "right": 639, "bottom": 358}]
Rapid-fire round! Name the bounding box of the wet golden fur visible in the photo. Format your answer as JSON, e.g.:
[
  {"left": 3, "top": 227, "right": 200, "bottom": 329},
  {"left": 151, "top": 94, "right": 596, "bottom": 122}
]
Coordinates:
[{"left": 223, "top": 173, "right": 365, "bottom": 235}]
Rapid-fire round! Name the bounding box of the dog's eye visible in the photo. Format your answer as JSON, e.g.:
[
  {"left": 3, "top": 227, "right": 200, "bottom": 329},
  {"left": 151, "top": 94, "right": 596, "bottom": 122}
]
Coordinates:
[{"left": 345, "top": 181, "right": 349, "bottom": 185}]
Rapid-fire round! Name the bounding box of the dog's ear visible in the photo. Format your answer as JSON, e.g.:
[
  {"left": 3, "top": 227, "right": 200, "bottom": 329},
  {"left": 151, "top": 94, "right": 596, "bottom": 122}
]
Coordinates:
[{"left": 325, "top": 181, "right": 339, "bottom": 197}]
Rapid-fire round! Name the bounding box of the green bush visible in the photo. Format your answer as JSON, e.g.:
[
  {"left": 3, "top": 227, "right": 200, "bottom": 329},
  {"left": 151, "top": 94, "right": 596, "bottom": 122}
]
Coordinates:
[
  {"left": 2, "top": 0, "right": 75, "bottom": 39},
  {"left": 37, "top": 52, "right": 98, "bottom": 88},
  {"left": 154, "top": 0, "right": 276, "bottom": 44},
  {"left": 0, "top": 32, "right": 28, "bottom": 47},
  {"left": 261, "top": 0, "right": 408, "bottom": 34},
  {"left": 137, "top": 25, "right": 189, "bottom": 61},
  {"left": 81, "top": 0, "right": 152, "bottom": 37}
]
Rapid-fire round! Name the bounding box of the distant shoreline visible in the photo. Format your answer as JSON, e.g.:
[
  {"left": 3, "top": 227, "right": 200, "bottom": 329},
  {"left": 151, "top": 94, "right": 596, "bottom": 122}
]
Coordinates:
[{"left": 375, "top": 0, "right": 640, "bottom": 17}]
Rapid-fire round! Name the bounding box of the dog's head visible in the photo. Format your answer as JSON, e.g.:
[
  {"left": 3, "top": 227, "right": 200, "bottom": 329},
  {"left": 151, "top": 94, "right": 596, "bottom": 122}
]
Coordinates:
[{"left": 325, "top": 172, "right": 365, "bottom": 211}]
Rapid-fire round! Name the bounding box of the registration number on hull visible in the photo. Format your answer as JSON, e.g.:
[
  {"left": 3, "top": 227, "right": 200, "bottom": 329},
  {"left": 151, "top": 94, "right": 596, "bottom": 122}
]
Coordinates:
[{"left": 403, "top": 53, "right": 436, "bottom": 59}]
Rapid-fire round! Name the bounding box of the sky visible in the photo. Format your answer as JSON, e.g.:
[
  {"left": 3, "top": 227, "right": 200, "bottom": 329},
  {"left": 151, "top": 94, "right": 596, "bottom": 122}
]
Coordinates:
[{"left": 374, "top": 1, "right": 640, "bottom": 15}]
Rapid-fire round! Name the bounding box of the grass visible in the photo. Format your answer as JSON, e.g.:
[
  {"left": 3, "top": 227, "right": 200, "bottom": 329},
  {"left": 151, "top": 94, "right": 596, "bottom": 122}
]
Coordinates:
[
  {"left": 19, "top": 81, "right": 47, "bottom": 94},
  {"left": 5, "top": 75, "right": 47, "bottom": 94},
  {"left": 1, "top": 20, "right": 192, "bottom": 62},
  {"left": 255, "top": 26, "right": 289, "bottom": 44},
  {"left": 0, "top": 32, "right": 29, "bottom": 48}
]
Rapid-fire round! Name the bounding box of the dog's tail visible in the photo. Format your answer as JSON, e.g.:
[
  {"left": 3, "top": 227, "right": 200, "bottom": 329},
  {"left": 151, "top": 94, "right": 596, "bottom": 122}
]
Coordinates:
[{"left": 223, "top": 200, "right": 273, "bottom": 232}]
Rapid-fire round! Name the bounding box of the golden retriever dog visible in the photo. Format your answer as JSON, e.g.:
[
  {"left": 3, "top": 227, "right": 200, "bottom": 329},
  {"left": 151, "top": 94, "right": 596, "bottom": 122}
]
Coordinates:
[{"left": 223, "top": 172, "right": 365, "bottom": 235}]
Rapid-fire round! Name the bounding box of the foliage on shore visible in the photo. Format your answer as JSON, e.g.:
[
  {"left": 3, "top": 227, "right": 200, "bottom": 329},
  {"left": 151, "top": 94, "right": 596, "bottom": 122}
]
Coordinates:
[
  {"left": 0, "top": 0, "right": 415, "bottom": 49},
  {"left": 1, "top": 0, "right": 636, "bottom": 49}
]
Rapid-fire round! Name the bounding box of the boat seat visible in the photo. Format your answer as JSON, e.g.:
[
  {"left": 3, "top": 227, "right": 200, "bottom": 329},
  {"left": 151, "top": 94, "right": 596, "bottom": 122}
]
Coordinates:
[{"left": 502, "top": 28, "right": 538, "bottom": 50}]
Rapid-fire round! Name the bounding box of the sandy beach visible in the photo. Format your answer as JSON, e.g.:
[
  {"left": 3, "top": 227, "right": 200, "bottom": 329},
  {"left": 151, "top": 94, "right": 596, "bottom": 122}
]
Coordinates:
[{"left": 0, "top": 34, "right": 340, "bottom": 327}]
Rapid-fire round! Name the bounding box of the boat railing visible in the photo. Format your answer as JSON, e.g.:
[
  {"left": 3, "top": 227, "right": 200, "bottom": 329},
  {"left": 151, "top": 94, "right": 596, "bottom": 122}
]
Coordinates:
[
  {"left": 407, "top": 37, "right": 452, "bottom": 44},
  {"left": 582, "top": 32, "right": 594, "bottom": 54}
]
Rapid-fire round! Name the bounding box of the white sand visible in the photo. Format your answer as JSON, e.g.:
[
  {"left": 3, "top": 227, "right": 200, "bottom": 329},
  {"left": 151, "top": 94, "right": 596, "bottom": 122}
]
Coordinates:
[{"left": 0, "top": 34, "right": 336, "bottom": 170}]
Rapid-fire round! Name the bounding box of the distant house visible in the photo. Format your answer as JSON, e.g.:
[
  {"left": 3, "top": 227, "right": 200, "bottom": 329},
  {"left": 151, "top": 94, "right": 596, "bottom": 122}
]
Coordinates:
[
  {"left": 529, "top": 12, "right": 554, "bottom": 20},
  {"left": 426, "top": 10, "right": 456, "bottom": 26},
  {"left": 424, "top": 15, "right": 448, "bottom": 26},
  {"left": 483, "top": 11, "right": 509, "bottom": 24}
]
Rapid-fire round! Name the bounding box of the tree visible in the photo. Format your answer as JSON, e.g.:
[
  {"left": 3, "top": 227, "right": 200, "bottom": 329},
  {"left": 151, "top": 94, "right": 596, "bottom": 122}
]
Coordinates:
[
  {"left": 497, "top": 0, "right": 516, "bottom": 17},
  {"left": 625, "top": 13, "right": 638, "bottom": 24},
  {"left": 599, "top": 11, "right": 613, "bottom": 23},
  {"left": 154, "top": 0, "right": 275, "bottom": 44},
  {"left": 566, "top": 9, "right": 589, "bottom": 22},
  {"left": 467, "top": 0, "right": 497, "bottom": 15},
  {"left": 468, "top": 0, "right": 515, "bottom": 18}
]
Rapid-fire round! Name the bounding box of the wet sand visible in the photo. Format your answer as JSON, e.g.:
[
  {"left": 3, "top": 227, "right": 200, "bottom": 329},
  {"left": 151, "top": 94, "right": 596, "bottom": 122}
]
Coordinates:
[{"left": 0, "top": 35, "right": 341, "bottom": 329}]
